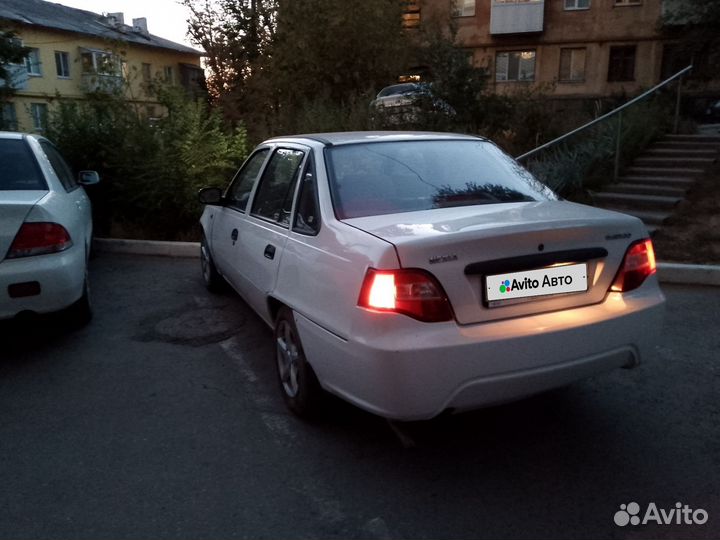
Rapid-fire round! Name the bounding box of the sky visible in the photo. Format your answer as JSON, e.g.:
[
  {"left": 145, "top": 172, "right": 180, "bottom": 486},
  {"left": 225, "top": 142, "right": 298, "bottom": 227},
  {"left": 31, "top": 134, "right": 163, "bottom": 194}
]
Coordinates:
[{"left": 50, "top": 0, "right": 196, "bottom": 48}]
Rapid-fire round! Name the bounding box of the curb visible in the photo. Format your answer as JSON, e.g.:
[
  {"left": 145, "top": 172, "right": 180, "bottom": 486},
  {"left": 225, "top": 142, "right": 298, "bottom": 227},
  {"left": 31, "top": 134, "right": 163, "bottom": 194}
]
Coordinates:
[
  {"left": 94, "top": 238, "right": 720, "bottom": 287},
  {"left": 94, "top": 238, "right": 200, "bottom": 258},
  {"left": 656, "top": 262, "right": 720, "bottom": 287}
]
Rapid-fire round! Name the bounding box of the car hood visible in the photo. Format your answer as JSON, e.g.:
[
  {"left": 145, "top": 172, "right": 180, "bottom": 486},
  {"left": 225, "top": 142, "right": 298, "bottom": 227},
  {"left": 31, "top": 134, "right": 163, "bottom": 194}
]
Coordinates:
[{"left": 0, "top": 191, "right": 48, "bottom": 262}]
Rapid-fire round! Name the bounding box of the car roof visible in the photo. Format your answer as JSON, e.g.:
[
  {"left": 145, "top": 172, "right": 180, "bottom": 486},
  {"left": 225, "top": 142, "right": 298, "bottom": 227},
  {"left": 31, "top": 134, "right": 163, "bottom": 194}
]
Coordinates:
[
  {"left": 0, "top": 131, "right": 48, "bottom": 143},
  {"left": 266, "top": 131, "right": 487, "bottom": 147}
]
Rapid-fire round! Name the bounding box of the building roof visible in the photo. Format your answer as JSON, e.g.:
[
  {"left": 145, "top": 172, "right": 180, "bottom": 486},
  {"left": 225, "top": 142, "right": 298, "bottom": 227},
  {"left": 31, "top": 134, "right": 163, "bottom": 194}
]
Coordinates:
[{"left": 0, "top": 0, "right": 202, "bottom": 55}]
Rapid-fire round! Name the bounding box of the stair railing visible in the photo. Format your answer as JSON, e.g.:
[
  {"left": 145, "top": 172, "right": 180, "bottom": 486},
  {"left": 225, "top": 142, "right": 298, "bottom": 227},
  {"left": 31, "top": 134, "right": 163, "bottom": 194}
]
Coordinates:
[{"left": 517, "top": 65, "right": 693, "bottom": 183}]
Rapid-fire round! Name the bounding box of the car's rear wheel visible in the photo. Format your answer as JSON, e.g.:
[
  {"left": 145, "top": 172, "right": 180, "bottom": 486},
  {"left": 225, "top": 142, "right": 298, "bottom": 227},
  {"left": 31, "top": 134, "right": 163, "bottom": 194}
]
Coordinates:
[
  {"left": 201, "top": 235, "right": 225, "bottom": 292},
  {"left": 274, "top": 307, "right": 323, "bottom": 417}
]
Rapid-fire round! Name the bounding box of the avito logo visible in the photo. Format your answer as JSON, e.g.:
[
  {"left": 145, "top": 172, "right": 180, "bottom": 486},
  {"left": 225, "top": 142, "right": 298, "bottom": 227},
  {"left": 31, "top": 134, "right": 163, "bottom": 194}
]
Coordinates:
[
  {"left": 498, "top": 274, "right": 574, "bottom": 294},
  {"left": 614, "top": 502, "right": 708, "bottom": 527}
]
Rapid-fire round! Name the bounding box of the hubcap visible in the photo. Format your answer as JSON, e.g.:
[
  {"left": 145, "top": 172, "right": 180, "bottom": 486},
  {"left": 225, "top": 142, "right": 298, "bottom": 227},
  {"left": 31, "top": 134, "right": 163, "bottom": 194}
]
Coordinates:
[{"left": 276, "top": 320, "right": 300, "bottom": 398}]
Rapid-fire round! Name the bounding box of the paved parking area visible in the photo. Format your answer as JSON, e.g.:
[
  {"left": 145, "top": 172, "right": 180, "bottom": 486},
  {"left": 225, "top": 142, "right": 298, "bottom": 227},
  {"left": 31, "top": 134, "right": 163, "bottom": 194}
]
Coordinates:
[{"left": 1, "top": 253, "right": 718, "bottom": 539}]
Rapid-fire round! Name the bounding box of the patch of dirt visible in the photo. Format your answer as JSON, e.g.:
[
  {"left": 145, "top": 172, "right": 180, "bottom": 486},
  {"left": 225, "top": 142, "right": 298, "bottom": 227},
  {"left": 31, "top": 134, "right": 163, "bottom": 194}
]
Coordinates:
[{"left": 652, "top": 162, "right": 720, "bottom": 264}]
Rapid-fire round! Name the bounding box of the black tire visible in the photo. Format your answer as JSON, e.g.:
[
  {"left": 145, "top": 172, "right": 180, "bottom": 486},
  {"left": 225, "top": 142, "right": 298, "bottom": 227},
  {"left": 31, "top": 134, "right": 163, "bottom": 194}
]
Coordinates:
[
  {"left": 200, "top": 235, "right": 225, "bottom": 293},
  {"left": 274, "top": 307, "right": 324, "bottom": 418},
  {"left": 66, "top": 272, "right": 92, "bottom": 328}
]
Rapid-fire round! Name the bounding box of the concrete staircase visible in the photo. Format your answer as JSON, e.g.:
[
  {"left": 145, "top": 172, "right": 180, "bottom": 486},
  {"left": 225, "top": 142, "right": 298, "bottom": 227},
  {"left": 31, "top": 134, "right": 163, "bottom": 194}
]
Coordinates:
[{"left": 592, "top": 134, "right": 720, "bottom": 235}]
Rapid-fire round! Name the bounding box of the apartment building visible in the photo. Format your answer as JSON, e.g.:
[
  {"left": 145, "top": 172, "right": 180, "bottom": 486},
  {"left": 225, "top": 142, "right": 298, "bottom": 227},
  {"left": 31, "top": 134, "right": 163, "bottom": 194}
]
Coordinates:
[
  {"left": 0, "top": 0, "right": 204, "bottom": 132},
  {"left": 416, "top": 0, "right": 690, "bottom": 99}
]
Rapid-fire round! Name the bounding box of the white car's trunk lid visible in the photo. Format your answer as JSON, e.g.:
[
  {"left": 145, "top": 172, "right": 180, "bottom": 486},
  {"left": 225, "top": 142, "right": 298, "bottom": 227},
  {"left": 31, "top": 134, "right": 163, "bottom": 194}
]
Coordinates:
[
  {"left": 0, "top": 191, "right": 48, "bottom": 262},
  {"left": 345, "top": 201, "right": 648, "bottom": 324}
]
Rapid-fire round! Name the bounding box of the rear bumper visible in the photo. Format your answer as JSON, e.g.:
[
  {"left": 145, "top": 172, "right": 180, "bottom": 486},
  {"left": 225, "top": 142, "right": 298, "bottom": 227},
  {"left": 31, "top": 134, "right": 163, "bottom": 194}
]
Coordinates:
[
  {"left": 295, "top": 280, "right": 665, "bottom": 420},
  {"left": 0, "top": 245, "right": 85, "bottom": 320}
]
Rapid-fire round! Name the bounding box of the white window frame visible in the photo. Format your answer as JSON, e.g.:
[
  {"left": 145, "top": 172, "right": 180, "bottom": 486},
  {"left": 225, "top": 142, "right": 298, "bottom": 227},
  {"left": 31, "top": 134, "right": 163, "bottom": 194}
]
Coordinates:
[
  {"left": 55, "top": 51, "right": 70, "bottom": 78},
  {"left": 495, "top": 50, "right": 536, "bottom": 82},
  {"left": 80, "top": 49, "right": 121, "bottom": 76},
  {"left": 25, "top": 48, "right": 42, "bottom": 76},
  {"left": 30, "top": 103, "right": 48, "bottom": 132},
  {"left": 452, "top": 0, "right": 476, "bottom": 17},
  {"left": 559, "top": 47, "right": 587, "bottom": 82},
  {"left": 163, "top": 66, "right": 174, "bottom": 84},
  {"left": 564, "top": 0, "right": 590, "bottom": 10}
]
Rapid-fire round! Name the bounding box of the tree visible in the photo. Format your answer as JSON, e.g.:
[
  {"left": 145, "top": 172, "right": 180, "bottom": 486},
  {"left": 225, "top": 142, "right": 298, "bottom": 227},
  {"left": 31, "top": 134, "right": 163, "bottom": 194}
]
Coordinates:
[
  {"left": 661, "top": 0, "right": 720, "bottom": 80},
  {"left": 0, "top": 28, "right": 29, "bottom": 99}
]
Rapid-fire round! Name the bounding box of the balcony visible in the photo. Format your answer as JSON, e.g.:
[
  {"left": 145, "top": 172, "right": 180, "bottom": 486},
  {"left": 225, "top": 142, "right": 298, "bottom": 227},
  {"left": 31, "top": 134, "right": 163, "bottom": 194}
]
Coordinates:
[
  {"left": 81, "top": 72, "right": 124, "bottom": 94},
  {"left": 490, "top": 0, "right": 544, "bottom": 35}
]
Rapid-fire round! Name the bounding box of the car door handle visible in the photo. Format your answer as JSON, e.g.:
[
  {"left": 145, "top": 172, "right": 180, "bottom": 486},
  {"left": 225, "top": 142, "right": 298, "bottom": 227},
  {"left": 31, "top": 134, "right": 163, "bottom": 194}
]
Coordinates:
[
  {"left": 231, "top": 229, "right": 238, "bottom": 244},
  {"left": 264, "top": 244, "right": 276, "bottom": 260}
]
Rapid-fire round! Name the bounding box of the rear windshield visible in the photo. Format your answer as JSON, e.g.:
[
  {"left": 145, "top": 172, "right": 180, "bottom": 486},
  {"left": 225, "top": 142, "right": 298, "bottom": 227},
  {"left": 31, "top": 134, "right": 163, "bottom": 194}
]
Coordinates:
[
  {"left": 326, "top": 140, "right": 557, "bottom": 219},
  {"left": 0, "top": 139, "right": 47, "bottom": 190}
]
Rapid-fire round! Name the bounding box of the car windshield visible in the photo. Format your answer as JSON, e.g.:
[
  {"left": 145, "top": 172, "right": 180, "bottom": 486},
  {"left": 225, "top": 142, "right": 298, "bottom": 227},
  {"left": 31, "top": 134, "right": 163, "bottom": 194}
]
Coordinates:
[
  {"left": 377, "top": 84, "right": 422, "bottom": 98},
  {"left": 326, "top": 140, "right": 557, "bottom": 219},
  {"left": 0, "top": 139, "right": 47, "bottom": 190}
]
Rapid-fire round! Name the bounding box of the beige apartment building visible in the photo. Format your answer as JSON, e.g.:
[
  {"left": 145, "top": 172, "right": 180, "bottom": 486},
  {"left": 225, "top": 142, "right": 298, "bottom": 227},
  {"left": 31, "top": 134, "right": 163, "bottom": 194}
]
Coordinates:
[
  {"left": 0, "top": 0, "right": 204, "bottom": 132},
  {"left": 413, "top": 0, "right": 694, "bottom": 99}
]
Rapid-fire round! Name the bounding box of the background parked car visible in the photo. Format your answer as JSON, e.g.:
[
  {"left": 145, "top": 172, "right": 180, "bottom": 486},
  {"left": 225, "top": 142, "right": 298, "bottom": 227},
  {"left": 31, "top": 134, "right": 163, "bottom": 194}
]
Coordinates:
[
  {"left": 0, "top": 132, "right": 99, "bottom": 326},
  {"left": 369, "top": 82, "right": 455, "bottom": 126}
]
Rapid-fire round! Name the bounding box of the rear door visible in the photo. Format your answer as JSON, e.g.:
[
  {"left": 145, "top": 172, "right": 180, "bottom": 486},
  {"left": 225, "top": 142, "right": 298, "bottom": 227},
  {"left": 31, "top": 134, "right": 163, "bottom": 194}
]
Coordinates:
[{"left": 239, "top": 146, "right": 307, "bottom": 322}]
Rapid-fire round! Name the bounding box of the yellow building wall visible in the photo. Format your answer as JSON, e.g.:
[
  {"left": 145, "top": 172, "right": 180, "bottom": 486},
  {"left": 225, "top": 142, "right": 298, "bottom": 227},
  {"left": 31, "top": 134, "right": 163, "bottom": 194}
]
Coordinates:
[{"left": 6, "top": 26, "right": 201, "bottom": 132}]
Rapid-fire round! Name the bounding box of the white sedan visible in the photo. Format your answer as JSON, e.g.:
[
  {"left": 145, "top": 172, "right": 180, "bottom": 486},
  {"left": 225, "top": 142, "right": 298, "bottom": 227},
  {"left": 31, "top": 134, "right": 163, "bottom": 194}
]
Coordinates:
[
  {"left": 199, "top": 132, "right": 665, "bottom": 420},
  {"left": 0, "top": 132, "right": 98, "bottom": 325}
]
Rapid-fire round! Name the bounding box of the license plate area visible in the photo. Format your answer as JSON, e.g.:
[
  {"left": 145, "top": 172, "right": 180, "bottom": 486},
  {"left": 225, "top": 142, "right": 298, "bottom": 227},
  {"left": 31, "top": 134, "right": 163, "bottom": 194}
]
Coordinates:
[{"left": 485, "top": 263, "right": 588, "bottom": 308}]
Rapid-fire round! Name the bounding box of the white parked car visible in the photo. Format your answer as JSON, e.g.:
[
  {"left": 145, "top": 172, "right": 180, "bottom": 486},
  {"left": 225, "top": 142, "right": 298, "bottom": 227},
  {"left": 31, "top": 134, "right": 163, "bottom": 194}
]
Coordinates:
[
  {"left": 0, "top": 132, "right": 98, "bottom": 325},
  {"left": 199, "top": 132, "right": 665, "bottom": 420}
]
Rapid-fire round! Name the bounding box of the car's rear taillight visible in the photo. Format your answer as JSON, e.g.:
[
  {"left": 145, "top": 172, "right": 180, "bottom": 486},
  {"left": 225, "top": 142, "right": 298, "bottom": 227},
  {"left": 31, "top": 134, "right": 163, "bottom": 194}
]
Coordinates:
[
  {"left": 358, "top": 268, "right": 453, "bottom": 322},
  {"left": 7, "top": 222, "right": 73, "bottom": 259},
  {"left": 610, "top": 238, "right": 656, "bottom": 293}
]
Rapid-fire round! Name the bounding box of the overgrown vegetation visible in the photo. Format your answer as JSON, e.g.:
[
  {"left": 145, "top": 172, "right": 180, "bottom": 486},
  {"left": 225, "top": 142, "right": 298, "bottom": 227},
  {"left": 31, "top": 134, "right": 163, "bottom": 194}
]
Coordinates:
[
  {"left": 1, "top": 28, "right": 29, "bottom": 125},
  {"left": 47, "top": 86, "right": 249, "bottom": 240}
]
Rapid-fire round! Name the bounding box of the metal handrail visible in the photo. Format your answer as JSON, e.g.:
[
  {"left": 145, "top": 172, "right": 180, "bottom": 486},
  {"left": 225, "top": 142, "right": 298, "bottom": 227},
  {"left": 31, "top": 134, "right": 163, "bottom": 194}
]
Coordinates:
[{"left": 516, "top": 65, "right": 693, "bottom": 162}]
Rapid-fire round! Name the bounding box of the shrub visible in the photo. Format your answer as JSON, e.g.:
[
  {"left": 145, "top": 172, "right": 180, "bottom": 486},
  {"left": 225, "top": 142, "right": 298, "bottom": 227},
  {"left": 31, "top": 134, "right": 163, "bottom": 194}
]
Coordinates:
[{"left": 47, "top": 87, "right": 249, "bottom": 240}]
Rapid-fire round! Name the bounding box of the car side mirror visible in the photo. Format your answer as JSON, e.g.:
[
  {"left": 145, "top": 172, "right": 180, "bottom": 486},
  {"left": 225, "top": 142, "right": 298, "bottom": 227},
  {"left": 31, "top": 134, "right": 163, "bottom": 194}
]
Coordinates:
[
  {"left": 78, "top": 170, "right": 100, "bottom": 186},
  {"left": 198, "top": 187, "right": 223, "bottom": 205}
]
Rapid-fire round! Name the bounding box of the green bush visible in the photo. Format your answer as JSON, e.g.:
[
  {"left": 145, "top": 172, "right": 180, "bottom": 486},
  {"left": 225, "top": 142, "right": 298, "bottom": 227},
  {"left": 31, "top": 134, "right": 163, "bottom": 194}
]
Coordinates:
[{"left": 47, "top": 87, "right": 249, "bottom": 240}]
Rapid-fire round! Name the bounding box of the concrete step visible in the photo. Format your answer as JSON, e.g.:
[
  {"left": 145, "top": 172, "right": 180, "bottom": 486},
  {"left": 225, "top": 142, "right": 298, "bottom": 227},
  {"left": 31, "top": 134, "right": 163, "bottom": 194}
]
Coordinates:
[
  {"left": 593, "top": 192, "right": 682, "bottom": 209},
  {"left": 663, "top": 134, "right": 720, "bottom": 143},
  {"left": 633, "top": 156, "right": 716, "bottom": 168},
  {"left": 619, "top": 175, "right": 697, "bottom": 186},
  {"left": 652, "top": 140, "right": 720, "bottom": 150},
  {"left": 644, "top": 148, "right": 718, "bottom": 157},
  {"left": 599, "top": 207, "right": 671, "bottom": 225},
  {"left": 608, "top": 183, "right": 688, "bottom": 197},
  {"left": 625, "top": 166, "right": 705, "bottom": 177}
]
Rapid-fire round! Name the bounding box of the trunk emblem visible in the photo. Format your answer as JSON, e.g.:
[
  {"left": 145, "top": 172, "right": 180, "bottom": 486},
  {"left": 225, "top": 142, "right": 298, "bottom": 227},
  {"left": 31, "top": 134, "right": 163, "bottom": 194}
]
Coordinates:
[{"left": 429, "top": 254, "right": 458, "bottom": 264}]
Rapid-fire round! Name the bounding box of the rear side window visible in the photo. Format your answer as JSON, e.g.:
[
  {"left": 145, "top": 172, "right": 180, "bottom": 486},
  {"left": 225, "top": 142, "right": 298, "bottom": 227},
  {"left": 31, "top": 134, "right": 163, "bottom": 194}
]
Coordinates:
[
  {"left": 0, "top": 139, "right": 47, "bottom": 190},
  {"left": 40, "top": 141, "right": 77, "bottom": 191},
  {"left": 326, "top": 140, "right": 557, "bottom": 219},
  {"left": 226, "top": 149, "right": 269, "bottom": 211},
  {"left": 251, "top": 148, "right": 305, "bottom": 227},
  {"left": 293, "top": 157, "right": 320, "bottom": 235}
]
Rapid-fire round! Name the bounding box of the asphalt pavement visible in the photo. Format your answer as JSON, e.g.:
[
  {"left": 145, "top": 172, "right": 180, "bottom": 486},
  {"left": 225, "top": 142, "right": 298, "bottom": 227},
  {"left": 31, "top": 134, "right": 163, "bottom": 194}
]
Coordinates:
[{"left": 0, "top": 253, "right": 718, "bottom": 540}]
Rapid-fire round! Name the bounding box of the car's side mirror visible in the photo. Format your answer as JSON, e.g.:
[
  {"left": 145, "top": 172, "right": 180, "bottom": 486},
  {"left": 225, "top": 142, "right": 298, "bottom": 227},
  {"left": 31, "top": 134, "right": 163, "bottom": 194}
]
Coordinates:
[
  {"left": 78, "top": 171, "right": 100, "bottom": 186},
  {"left": 198, "top": 187, "right": 223, "bottom": 205}
]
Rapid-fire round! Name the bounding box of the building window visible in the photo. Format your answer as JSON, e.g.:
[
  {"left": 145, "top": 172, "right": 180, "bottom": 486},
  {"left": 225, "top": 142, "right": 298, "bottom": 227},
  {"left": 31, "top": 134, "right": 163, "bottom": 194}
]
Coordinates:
[
  {"left": 608, "top": 45, "right": 636, "bottom": 82},
  {"left": 614, "top": 0, "right": 641, "bottom": 5},
  {"left": 453, "top": 0, "right": 476, "bottom": 17},
  {"left": 80, "top": 50, "right": 120, "bottom": 75},
  {"left": 496, "top": 50, "right": 536, "bottom": 82},
  {"left": 402, "top": 0, "right": 421, "bottom": 29},
  {"left": 141, "top": 63, "right": 152, "bottom": 82},
  {"left": 493, "top": 0, "right": 542, "bottom": 4},
  {"left": 1, "top": 102, "right": 18, "bottom": 131},
  {"left": 559, "top": 47, "right": 586, "bottom": 82},
  {"left": 564, "top": 0, "right": 590, "bottom": 9},
  {"left": 25, "top": 48, "right": 42, "bottom": 76},
  {"left": 55, "top": 51, "right": 70, "bottom": 78},
  {"left": 163, "top": 66, "right": 174, "bottom": 84},
  {"left": 30, "top": 103, "right": 48, "bottom": 131}
]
